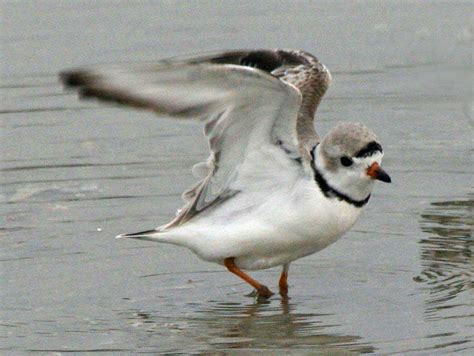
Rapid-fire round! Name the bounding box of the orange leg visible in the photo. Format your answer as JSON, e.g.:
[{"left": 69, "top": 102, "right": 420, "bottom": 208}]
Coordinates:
[
  {"left": 278, "top": 263, "right": 290, "bottom": 297},
  {"left": 224, "top": 257, "right": 274, "bottom": 298}
]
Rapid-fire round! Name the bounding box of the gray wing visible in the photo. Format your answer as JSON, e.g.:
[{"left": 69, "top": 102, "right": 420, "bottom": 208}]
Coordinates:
[
  {"left": 60, "top": 55, "right": 301, "bottom": 229},
  {"left": 60, "top": 49, "right": 330, "bottom": 230},
  {"left": 174, "top": 49, "right": 332, "bottom": 157}
]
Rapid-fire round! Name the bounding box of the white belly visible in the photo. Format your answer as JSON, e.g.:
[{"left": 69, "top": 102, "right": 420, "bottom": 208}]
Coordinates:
[{"left": 165, "top": 177, "right": 363, "bottom": 270}]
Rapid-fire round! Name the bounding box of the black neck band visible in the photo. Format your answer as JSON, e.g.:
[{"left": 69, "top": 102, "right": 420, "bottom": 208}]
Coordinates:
[{"left": 310, "top": 148, "right": 370, "bottom": 208}]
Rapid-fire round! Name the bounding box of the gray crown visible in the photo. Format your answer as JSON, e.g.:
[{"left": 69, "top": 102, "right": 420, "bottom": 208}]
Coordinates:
[{"left": 320, "top": 122, "right": 380, "bottom": 159}]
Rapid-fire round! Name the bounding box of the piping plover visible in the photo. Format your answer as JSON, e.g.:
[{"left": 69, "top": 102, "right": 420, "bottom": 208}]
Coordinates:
[{"left": 60, "top": 49, "right": 391, "bottom": 298}]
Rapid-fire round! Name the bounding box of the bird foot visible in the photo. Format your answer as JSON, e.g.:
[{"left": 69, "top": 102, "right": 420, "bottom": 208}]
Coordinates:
[
  {"left": 256, "top": 285, "right": 274, "bottom": 299},
  {"left": 279, "top": 288, "right": 289, "bottom": 299},
  {"left": 246, "top": 285, "right": 274, "bottom": 299}
]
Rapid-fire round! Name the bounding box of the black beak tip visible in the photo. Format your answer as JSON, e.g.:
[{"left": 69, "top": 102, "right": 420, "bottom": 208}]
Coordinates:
[{"left": 378, "top": 171, "right": 392, "bottom": 183}]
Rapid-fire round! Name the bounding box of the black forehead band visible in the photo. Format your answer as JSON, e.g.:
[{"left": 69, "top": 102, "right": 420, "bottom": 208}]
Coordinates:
[{"left": 355, "top": 141, "right": 383, "bottom": 158}]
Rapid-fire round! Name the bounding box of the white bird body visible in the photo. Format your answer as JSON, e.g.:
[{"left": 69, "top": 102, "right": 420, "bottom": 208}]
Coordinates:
[
  {"left": 131, "top": 144, "right": 363, "bottom": 270},
  {"left": 60, "top": 49, "right": 391, "bottom": 298}
]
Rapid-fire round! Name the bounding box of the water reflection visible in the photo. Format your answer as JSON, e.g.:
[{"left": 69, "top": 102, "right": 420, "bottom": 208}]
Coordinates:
[
  {"left": 123, "top": 299, "right": 375, "bottom": 353},
  {"left": 415, "top": 198, "right": 473, "bottom": 320}
]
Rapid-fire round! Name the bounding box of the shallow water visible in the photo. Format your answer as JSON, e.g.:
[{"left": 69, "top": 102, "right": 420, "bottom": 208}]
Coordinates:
[{"left": 1, "top": 1, "right": 473, "bottom": 353}]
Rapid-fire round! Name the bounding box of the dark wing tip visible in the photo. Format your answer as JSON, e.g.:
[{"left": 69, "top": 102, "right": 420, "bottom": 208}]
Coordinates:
[
  {"left": 237, "top": 49, "right": 311, "bottom": 72},
  {"left": 59, "top": 70, "right": 156, "bottom": 109},
  {"left": 201, "top": 49, "right": 310, "bottom": 74},
  {"left": 59, "top": 70, "right": 91, "bottom": 88},
  {"left": 239, "top": 50, "right": 284, "bottom": 71}
]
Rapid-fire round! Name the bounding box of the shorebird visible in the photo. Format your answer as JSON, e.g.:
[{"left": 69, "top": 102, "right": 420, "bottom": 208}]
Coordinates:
[{"left": 60, "top": 49, "right": 391, "bottom": 298}]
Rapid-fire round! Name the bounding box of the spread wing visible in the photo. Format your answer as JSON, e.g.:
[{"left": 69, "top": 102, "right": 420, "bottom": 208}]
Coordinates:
[
  {"left": 179, "top": 49, "right": 332, "bottom": 155},
  {"left": 59, "top": 49, "right": 331, "bottom": 230}
]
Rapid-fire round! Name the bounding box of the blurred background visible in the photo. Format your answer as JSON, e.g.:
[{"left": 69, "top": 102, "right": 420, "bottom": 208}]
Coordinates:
[{"left": 1, "top": 1, "right": 472, "bottom": 353}]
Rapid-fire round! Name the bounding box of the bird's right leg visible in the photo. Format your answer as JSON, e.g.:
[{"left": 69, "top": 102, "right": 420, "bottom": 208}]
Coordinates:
[
  {"left": 279, "top": 263, "right": 290, "bottom": 298},
  {"left": 224, "top": 257, "right": 274, "bottom": 298}
]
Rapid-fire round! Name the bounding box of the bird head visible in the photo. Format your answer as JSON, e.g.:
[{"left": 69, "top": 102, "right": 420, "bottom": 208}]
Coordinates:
[{"left": 315, "top": 122, "right": 391, "bottom": 202}]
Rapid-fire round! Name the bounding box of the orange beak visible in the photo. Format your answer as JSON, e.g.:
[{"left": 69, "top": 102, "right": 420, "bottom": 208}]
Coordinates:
[{"left": 367, "top": 162, "right": 391, "bottom": 183}]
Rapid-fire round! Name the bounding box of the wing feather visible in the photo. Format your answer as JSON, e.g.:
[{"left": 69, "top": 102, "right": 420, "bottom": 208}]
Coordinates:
[
  {"left": 165, "top": 49, "right": 332, "bottom": 155},
  {"left": 60, "top": 49, "right": 331, "bottom": 230},
  {"left": 61, "top": 59, "right": 302, "bottom": 228}
]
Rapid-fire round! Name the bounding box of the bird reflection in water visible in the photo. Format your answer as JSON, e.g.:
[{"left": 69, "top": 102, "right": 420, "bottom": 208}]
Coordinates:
[
  {"left": 415, "top": 198, "right": 473, "bottom": 320},
  {"left": 124, "top": 298, "right": 375, "bottom": 353}
]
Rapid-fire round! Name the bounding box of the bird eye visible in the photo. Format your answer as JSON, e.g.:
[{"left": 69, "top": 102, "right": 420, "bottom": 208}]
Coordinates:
[{"left": 340, "top": 156, "right": 353, "bottom": 167}]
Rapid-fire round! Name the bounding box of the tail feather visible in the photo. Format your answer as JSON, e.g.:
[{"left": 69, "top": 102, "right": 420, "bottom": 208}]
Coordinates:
[{"left": 116, "top": 229, "right": 162, "bottom": 241}]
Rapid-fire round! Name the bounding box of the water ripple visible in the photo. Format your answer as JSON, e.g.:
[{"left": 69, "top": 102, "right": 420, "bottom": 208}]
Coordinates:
[{"left": 415, "top": 198, "right": 473, "bottom": 321}]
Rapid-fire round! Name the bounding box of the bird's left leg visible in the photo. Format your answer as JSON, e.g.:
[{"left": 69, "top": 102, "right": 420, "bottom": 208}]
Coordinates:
[
  {"left": 279, "top": 263, "right": 290, "bottom": 297},
  {"left": 224, "top": 257, "right": 274, "bottom": 298}
]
